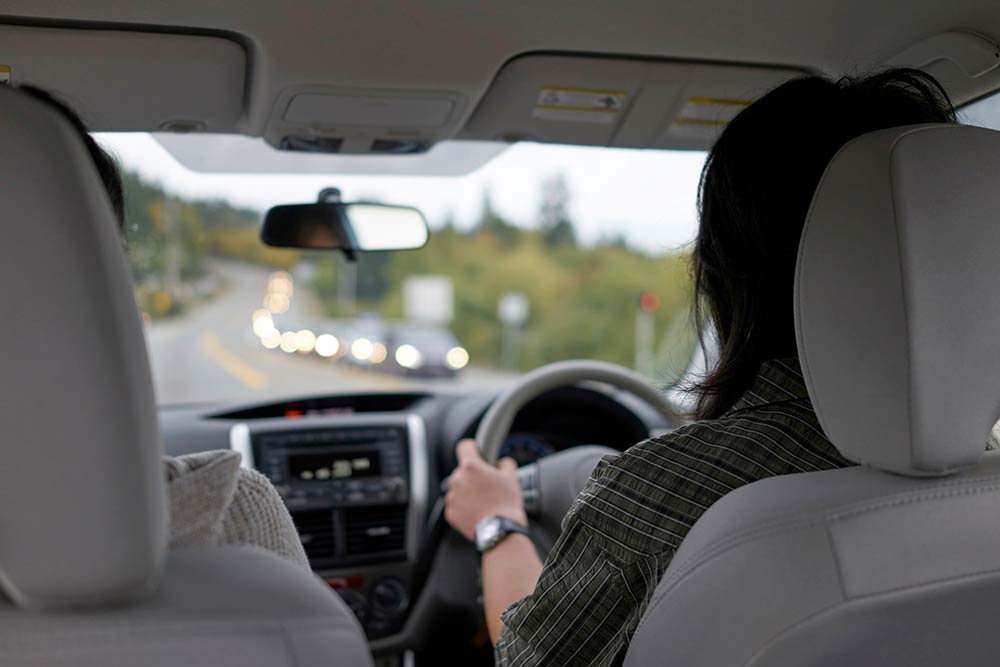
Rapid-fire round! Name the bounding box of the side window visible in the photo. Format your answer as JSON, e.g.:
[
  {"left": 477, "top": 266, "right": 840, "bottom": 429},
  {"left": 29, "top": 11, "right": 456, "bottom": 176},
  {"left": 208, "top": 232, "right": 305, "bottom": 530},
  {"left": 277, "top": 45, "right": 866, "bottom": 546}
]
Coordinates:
[{"left": 958, "top": 90, "right": 1000, "bottom": 129}]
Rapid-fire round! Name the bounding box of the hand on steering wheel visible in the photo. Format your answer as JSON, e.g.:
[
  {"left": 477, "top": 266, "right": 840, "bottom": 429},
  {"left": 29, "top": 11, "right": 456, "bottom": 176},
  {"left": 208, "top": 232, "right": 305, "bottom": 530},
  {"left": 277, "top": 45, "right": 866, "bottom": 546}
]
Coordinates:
[
  {"left": 440, "top": 360, "right": 682, "bottom": 558},
  {"left": 443, "top": 440, "right": 526, "bottom": 541}
]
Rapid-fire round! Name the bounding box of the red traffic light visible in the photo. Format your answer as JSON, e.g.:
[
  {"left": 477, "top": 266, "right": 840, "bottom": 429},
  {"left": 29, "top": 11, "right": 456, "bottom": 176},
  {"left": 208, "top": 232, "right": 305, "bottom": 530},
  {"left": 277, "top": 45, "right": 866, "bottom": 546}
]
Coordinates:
[{"left": 639, "top": 291, "right": 660, "bottom": 313}]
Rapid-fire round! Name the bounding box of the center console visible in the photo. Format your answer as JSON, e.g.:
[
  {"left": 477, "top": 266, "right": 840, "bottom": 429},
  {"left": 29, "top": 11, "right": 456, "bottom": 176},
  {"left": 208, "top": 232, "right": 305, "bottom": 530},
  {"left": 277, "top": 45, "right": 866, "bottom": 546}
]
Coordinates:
[{"left": 229, "top": 414, "right": 427, "bottom": 641}]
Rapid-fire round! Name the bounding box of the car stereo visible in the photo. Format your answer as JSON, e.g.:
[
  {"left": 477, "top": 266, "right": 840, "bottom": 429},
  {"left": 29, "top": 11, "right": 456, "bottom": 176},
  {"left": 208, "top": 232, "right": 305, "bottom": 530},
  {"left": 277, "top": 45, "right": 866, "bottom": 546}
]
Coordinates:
[
  {"left": 230, "top": 416, "right": 427, "bottom": 642},
  {"left": 254, "top": 426, "right": 409, "bottom": 509}
]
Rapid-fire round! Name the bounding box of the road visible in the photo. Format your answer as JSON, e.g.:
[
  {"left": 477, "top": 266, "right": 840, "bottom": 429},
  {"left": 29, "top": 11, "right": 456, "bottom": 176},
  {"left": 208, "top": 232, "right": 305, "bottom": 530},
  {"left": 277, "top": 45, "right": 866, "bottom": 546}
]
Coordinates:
[{"left": 145, "top": 260, "right": 518, "bottom": 405}]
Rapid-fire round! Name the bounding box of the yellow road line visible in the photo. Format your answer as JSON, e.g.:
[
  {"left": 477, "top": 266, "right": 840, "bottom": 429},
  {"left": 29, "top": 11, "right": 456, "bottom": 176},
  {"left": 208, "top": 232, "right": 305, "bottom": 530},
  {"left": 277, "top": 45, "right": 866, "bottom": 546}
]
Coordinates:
[{"left": 198, "top": 332, "right": 268, "bottom": 390}]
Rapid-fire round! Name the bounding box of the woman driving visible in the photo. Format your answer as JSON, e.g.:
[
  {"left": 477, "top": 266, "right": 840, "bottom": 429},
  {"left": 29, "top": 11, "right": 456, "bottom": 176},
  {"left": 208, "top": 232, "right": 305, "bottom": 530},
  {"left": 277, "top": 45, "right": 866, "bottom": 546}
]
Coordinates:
[{"left": 443, "top": 68, "right": 957, "bottom": 666}]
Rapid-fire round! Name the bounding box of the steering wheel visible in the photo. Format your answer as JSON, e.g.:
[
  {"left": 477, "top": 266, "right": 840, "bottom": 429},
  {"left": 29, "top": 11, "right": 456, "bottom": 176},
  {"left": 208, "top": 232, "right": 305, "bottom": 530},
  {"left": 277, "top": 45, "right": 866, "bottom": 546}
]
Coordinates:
[
  {"left": 411, "top": 360, "right": 682, "bottom": 610},
  {"left": 474, "top": 360, "right": 683, "bottom": 555}
]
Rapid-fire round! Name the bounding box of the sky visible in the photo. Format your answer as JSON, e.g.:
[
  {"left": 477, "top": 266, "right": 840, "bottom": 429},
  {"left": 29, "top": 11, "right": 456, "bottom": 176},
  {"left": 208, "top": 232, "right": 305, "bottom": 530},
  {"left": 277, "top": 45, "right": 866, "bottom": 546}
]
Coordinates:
[{"left": 96, "top": 133, "right": 707, "bottom": 254}]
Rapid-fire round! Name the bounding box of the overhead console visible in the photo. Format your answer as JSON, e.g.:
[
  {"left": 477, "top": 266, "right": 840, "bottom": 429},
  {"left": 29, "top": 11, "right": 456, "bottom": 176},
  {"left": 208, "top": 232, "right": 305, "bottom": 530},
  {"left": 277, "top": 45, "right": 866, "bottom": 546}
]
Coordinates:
[
  {"left": 264, "top": 85, "right": 469, "bottom": 154},
  {"left": 460, "top": 53, "right": 807, "bottom": 151},
  {"left": 0, "top": 23, "right": 245, "bottom": 132}
]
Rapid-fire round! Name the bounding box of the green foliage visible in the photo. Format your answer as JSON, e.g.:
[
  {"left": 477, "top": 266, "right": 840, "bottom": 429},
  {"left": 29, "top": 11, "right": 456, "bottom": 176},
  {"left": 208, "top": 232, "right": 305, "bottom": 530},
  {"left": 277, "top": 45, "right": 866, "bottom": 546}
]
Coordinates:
[
  {"left": 316, "top": 194, "right": 696, "bottom": 374},
  {"left": 310, "top": 252, "right": 391, "bottom": 318},
  {"left": 475, "top": 189, "right": 520, "bottom": 246},
  {"left": 206, "top": 224, "right": 299, "bottom": 270},
  {"left": 538, "top": 173, "right": 576, "bottom": 248},
  {"left": 122, "top": 169, "right": 296, "bottom": 317},
  {"left": 356, "top": 252, "right": 391, "bottom": 301},
  {"left": 380, "top": 173, "right": 695, "bottom": 373}
]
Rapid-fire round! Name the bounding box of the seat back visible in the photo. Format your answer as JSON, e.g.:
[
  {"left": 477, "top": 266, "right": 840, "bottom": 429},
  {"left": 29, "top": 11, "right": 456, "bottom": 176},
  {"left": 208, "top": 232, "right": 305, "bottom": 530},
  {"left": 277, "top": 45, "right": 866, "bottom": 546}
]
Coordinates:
[
  {"left": 0, "top": 86, "right": 372, "bottom": 665},
  {"left": 0, "top": 85, "right": 165, "bottom": 610},
  {"left": 625, "top": 124, "right": 1000, "bottom": 666}
]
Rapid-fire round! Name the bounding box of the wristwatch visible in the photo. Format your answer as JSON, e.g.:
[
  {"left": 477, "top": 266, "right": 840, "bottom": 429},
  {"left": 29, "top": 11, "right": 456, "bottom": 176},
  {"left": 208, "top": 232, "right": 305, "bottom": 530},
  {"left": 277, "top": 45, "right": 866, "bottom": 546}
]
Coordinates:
[{"left": 474, "top": 515, "right": 531, "bottom": 553}]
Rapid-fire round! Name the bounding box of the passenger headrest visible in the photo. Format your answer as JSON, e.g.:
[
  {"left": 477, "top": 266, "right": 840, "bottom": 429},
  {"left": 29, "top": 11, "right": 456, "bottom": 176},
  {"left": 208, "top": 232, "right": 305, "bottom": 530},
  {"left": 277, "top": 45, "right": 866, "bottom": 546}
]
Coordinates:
[
  {"left": 0, "top": 87, "right": 166, "bottom": 608},
  {"left": 796, "top": 123, "right": 1000, "bottom": 477}
]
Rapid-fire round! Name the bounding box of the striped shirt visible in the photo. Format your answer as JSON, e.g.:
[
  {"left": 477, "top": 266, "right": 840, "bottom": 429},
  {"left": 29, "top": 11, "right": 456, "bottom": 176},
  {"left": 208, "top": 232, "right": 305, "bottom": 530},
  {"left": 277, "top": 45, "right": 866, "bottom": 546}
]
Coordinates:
[{"left": 495, "top": 358, "right": 851, "bottom": 666}]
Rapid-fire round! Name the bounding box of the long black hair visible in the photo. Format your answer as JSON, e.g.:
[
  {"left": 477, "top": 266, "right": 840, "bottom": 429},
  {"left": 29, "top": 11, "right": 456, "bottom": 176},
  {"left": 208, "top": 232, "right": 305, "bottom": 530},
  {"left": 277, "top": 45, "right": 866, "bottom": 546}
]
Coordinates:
[{"left": 690, "top": 68, "right": 956, "bottom": 420}]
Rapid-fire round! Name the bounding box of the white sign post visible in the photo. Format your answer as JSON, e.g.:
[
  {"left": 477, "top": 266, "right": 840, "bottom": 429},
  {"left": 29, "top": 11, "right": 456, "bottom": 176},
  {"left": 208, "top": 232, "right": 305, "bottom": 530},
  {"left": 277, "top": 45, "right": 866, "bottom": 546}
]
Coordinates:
[{"left": 498, "top": 292, "right": 529, "bottom": 370}]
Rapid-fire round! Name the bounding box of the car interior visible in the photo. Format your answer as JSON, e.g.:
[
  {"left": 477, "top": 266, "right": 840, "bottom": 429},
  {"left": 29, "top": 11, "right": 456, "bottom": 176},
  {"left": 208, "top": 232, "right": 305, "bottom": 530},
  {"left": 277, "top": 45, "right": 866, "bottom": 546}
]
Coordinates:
[{"left": 4, "top": 2, "right": 1000, "bottom": 666}]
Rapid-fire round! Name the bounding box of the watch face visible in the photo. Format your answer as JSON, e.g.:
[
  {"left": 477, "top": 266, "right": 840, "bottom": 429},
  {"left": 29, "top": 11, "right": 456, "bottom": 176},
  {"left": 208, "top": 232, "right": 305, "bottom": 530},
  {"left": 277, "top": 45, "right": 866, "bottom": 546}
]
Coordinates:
[{"left": 475, "top": 517, "right": 501, "bottom": 550}]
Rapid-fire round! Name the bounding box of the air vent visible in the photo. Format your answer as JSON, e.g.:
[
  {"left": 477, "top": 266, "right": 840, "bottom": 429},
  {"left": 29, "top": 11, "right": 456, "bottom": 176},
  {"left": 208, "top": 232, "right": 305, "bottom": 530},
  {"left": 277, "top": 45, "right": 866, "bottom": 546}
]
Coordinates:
[
  {"left": 344, "top": 506, "right": 406, "bottom": 557},
  {"left": 294, "top": 509, "right": 338, "bottom": 564}
]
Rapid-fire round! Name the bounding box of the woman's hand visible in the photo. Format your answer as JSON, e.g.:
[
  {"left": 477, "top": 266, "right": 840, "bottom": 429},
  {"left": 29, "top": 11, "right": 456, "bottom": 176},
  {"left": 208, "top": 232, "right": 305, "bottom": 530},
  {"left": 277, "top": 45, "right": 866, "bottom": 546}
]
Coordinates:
[{"left": 444, "top": 439, "right": 526, "bottom": 541}]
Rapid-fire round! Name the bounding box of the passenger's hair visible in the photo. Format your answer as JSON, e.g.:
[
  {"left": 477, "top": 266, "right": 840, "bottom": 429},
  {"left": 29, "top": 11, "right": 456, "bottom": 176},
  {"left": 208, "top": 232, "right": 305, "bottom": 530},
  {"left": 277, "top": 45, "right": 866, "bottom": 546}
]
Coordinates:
[
  {"left": 690, "top": 68, "right": 956, "bottom": 420},
  {"left": 16, "top": 85, "right": 125, "bottom": 230}
]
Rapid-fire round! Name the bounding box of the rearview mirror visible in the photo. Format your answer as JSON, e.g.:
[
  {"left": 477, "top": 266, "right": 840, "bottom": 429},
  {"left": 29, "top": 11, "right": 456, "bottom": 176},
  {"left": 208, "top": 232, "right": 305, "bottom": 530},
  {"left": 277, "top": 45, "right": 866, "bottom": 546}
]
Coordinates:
[{"left": 261, "top": 202, "right": 429, "bottom": 254}]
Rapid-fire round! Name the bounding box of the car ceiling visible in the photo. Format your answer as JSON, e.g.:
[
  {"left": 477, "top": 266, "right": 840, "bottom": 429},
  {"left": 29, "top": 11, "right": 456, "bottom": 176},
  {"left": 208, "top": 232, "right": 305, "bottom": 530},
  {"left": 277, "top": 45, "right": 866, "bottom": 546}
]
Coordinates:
[{"left": 2, "top": 1, "right": 1000, "bottom": 158}]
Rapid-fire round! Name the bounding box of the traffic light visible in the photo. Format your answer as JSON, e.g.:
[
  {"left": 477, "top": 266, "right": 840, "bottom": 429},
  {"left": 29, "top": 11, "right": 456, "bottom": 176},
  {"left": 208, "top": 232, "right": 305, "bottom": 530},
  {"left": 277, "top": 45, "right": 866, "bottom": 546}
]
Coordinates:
[{"left": 639, "top": 291, "right": 660, "bottom": 313}]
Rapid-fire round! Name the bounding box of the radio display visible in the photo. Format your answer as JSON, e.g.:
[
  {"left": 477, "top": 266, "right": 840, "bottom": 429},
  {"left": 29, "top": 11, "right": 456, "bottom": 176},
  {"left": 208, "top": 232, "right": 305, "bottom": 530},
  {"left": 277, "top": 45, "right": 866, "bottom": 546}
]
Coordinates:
[{"left": 289, "top": 450, "right": 381, "bottom": 481}]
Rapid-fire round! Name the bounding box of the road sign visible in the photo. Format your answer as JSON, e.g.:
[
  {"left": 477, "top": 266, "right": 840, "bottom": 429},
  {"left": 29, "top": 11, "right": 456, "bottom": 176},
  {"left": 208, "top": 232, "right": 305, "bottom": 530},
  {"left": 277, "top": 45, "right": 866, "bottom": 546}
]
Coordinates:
[
  {"left": 403, "top": 275, "right": 454, "bottom": 323},
  {"left": 498, "top": 292, "right": 529, "bottom": 326}
]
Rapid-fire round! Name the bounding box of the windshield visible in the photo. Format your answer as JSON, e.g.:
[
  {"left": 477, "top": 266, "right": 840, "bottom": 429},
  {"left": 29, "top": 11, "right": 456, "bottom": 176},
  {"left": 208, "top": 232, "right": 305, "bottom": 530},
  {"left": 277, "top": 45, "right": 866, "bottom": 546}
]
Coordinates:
[{"left": 98, "top": 135, "right": 705, "bottom": 404}]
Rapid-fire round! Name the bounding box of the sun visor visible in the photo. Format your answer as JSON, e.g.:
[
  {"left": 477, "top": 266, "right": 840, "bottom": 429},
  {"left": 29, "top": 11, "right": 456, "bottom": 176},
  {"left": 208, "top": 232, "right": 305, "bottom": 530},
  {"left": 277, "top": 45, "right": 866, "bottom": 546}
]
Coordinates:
[
  {"left": 0, "top": 24, "right": 245, "bottom": 132},
  {"left": 460, "top": 54, "right": 806, "bottom": 150}
]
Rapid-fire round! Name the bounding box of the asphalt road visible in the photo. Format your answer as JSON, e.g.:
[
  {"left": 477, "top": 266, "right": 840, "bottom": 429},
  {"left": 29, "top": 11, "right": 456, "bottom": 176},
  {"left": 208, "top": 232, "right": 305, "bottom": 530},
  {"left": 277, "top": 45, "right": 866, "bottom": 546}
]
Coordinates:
[{"left": 145, "top": 259, "right": 518, "bottom": 405}]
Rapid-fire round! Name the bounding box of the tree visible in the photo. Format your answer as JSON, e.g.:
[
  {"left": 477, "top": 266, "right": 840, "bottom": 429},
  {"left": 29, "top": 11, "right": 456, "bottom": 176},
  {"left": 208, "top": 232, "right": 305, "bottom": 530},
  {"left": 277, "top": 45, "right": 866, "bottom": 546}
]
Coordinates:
[
  {"left": 539, "top": 173, "right": 576, "bottom": 248},
  {"left": 476, "top": 188, "right": 519, "bottom": 245},
  {"left": 439, "top": 209, "right": 457, "bottom": 232}
]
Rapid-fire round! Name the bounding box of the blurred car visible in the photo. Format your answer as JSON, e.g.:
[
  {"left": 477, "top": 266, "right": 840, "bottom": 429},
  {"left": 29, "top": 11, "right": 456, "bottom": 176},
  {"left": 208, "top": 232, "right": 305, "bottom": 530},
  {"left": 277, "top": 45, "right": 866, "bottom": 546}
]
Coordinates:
[
  {"left": 384, "top": 323, "right": 469, "bottom": 377},
  {"left": 339, "top": 316, "right": 390, "bottom": 369},
  {"left": 252, "top": 309, "right": 346, "bottom": 360}
]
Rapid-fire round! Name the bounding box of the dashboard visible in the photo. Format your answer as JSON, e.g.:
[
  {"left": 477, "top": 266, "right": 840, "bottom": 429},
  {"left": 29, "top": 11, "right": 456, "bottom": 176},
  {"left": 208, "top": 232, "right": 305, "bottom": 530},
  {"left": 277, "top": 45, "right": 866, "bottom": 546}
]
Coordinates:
[{"left": 158, "top": 384, "right": 672, "bottom": 657}]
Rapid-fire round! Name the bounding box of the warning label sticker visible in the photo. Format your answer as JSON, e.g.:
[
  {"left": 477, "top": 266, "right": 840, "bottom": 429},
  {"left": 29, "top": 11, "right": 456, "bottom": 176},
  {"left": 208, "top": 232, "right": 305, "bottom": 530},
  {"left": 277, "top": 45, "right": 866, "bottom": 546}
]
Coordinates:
[
  {"left": 0, "top": 66, "right": 10, "bottom": 86},
  {"left": 666, "top": 96, "right": 752, "bottom": 140},
  {"left": 533, "top": 86, "right": 626, "bottom": 124},
  {"left": 675, "top": 96, "right": 751, "bottom": 126}
]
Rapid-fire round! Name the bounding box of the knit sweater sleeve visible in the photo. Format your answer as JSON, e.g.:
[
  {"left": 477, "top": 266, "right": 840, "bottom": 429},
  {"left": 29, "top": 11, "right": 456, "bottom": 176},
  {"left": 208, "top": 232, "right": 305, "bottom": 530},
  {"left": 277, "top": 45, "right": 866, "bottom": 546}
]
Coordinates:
[{"left": 220, "top": 467, "right": 311, "bottom": 570}]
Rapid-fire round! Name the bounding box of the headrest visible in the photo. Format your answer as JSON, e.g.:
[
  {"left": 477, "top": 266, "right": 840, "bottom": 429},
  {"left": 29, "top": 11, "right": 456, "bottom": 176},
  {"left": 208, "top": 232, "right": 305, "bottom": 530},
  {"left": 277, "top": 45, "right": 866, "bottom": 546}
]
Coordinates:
[
  {"left": 0, "top": 87, "right": 166, "bottom": 608},
  {"left": 796, "top": 123, "right": 1000, "bottom": 477}
]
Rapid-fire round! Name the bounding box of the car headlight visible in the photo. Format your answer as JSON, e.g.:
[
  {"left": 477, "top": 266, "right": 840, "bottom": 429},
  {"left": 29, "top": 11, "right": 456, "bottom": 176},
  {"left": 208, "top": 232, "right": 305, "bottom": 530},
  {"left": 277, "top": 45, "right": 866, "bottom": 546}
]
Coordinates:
[
  {"left": 370, "top": 343, "right": 388, "bottom": 364},
  {"left": 296, "top": 329, "right": 316, "bottom": 354},
  {"left": 279, "top": 331, "right": 300, "bottom": 353},
  {"left": 395, "top": 344, "right": 422, "bottom": 369},
  {"left": 260, "top": 329, "right": 282, "bottom": 349},
  {"left": 351, "top": 337, "right": 374, "bottom": 361},
  {"left": 315, "top": 334, "right": 340, "bottom": 358},
  {"left": 251, "top": 309, "right": 275, "bottom": 337},
  {"left": 446, "top": 346, "right": 469, "bottom": 370}
]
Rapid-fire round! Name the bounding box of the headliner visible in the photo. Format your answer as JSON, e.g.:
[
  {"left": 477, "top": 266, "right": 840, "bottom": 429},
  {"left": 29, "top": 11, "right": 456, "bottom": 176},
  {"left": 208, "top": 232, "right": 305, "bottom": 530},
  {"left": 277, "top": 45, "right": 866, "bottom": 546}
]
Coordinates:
[{"left": 2, "top": 1, "right": 998, "bottom": 166}]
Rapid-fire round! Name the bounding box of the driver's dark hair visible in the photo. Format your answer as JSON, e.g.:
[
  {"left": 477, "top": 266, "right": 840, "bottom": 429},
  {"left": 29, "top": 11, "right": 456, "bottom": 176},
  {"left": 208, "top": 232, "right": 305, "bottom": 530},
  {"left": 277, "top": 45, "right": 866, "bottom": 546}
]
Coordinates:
[
  {"left": 690, "top": 68, "right": 956, "bottom": 420},
  {"left": 16, "top": 85, "right": 125, "bottom": 230}
]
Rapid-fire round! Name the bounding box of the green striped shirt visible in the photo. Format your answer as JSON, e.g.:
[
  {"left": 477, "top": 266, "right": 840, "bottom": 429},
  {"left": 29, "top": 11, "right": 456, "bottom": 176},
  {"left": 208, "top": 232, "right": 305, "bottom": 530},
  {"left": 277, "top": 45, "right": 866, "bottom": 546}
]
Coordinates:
[{"left": 495, "top": 358, "right": 850, "bottom": 666}]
